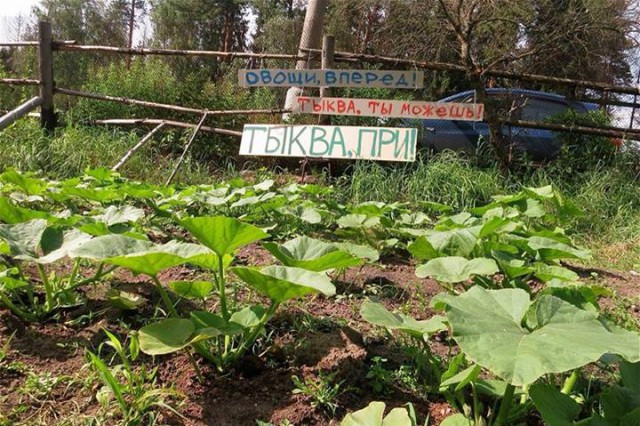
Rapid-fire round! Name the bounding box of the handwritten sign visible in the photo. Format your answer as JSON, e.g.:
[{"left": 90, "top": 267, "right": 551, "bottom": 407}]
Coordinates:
[
  {"left": 238, "top": 69, "right": 424, "bottom": 89},
  {"left": 292, "top": 97, "right": 484, "bottom": 121},
  {"left": 240, "top": 125, "right": 417, "bottom": 162}
]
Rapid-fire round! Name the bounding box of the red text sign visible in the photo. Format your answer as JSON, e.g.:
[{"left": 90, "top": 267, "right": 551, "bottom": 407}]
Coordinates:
[{"left": 293, "top": 97, "right": 484, "bottom": 121}]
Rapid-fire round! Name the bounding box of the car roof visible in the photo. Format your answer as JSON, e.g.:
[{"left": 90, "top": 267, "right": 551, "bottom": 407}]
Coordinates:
[{"left": 439, "top": 88, "right": 598, "bottom": 111}]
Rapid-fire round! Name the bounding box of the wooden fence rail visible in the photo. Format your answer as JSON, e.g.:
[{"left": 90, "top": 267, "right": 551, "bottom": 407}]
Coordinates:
[
  {"left": 55, "top": 87, "right": 290, "bottom": 117},
  {"left": 302, "top": 48, "right": 640, "bottom": 97},
  {"left": 0, "top": 96, "right": 42, "bottom": 131},
  {"left": 0, "top": 78, "right": 41, "bottom": 86},
  {"left": 92, "top": 119, "right": 242, "bottom": 137},
  {"left": 55, "top": 44, "right": 311, "bottom": 62}
]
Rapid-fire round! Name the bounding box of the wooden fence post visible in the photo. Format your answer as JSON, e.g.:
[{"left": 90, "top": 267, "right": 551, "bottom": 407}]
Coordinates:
[{"left": 38, "top": 21, "right": 56, "bottom": 131}]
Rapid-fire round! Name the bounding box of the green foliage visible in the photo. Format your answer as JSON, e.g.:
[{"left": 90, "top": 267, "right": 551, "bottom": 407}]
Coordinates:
[
  {"left": 263, "top": 236, "right": 362, "bottom": 271},
  {"left": 76, "top": 60, "right": 182, "bottom": 120},
  {"left": 434, "top": 286, "right": 639, "bottom": 386},
  {"left": 340, "top": 401, "right": 418, "bottom": 426},
  {"left": 546, "top": 109, "right": 618, "bottom": 173},
  {"left": 360, "top": 300, "right": 446, "bottom": 340},
  {"left": 88, "top": 329, "right": 182, "bottom": 424},
  {"left": 291, "top": 372, "right": 345, "bottom": 416},
  {"left": 339, "top": 153, "right": 505, "bottom": 209}
]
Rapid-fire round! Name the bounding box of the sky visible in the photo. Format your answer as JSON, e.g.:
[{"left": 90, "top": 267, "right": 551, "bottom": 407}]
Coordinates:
[{"left": 0, "top": 0, "right": 40, "bottom": 41}]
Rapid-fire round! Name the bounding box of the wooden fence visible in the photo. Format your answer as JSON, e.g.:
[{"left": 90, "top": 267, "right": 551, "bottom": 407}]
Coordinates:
[{"left": 1, "top": 20, "right": 640, "bottom": 142}]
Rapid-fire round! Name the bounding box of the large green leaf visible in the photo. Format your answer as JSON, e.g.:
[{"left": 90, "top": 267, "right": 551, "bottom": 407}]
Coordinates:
[
  {"left": 70, "top": 234, "right": 154, "bottom": 260},
  {"left": 93, "top": 205, "right": 145, "bottom": 226},
  {"left": 0, "top": 219, "right": 48, "bottom": 258},
  {"left": 0, "top": 197, "right": 50, "bottom": 224},
  {"left": 530, "top": 384, "right": 581, "bottom": 426},
  {"left": 36, "top": 229, "right": 93, "bottom": 264},
  {"left": 360, "top": 300, "right": 446, "bottom": 339},
  {"left": 427, "top": 227, "right": 480, "bottom": 257},
  {"left": 337, "top": 214, "right": 381, "bottom": 229},
  {"left": 341, "top": 401, "right": 414, "bottom": 426},
  {"left": 527, "top": 237, "right": 591, "bottom": 261},
  {"left": 407, "top": 236, "right": 441, "bottom": 261},
  {"left": 438, "top": 286, "right": 640, "bottom": 385},
  {"left": 263, "top": 236, "right": 361, "bottom": 271},
  {"left": 334, "top": 242, "right": 380, "bottom": 263},
  {"left": 181, "top": 216, "right": 268, "bottom": 256},
  {"left": 416, "top": 257, "right": 499, "bottom": 283},
  {"left": 169, "top": 280, "right": 214, "bottom": 299},
  {"left": 534, "top": 264, "right": 580, "bottom": 283},
  {"left": 231, "top": 266, "right": 335, "bottom": 303},
  {"left": 138, "top": 318, "right": 221, "bottom": 356},
  {"left": 71, "top": 235, "right": 211, "bottom": 276}
]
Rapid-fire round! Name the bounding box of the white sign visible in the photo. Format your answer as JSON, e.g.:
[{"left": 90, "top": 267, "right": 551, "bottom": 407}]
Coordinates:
[
  {"left": 238, "top": 69, "right": 424, "bottom": 89},
  {"left": 293, "top": 96, "right": 484, "bottom": 121},
  {"left": 240, "top": 125, "right": 417, "bottom": 162}
]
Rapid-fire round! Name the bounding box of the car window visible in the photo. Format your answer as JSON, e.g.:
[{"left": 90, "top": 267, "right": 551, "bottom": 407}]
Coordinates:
[{"left": 519, "top": 98, "right": 569, "bottom": 121}]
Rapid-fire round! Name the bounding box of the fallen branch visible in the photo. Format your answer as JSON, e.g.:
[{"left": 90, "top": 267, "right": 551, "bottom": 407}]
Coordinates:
[
  {"left": 166, "top": 113, "right": 208, "bottom": 185},
  {"left": 0, "top": 40, "right": 76, "bottom": 47},
  {"left": 112, "top": 122, "right": 166, "bottom": 171}
]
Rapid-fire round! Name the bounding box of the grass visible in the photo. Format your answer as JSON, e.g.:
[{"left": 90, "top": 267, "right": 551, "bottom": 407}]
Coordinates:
[
  {"left": 0, "top": 119, "right": 222, "bottom": 185},
  {"left": 337, "top": 151, "right": 506, "bottom": 209}
]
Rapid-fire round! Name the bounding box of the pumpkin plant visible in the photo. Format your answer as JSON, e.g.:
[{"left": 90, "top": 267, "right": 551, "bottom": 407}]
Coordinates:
[
  {"left": 0, "top": 219, "right": 114, "bottom": 321},
  {"left": 432, "top": 286, "right": 640, "bottom": 425},
  {"left": 137, "top": 216, "right": 337, "bottom": 371}
]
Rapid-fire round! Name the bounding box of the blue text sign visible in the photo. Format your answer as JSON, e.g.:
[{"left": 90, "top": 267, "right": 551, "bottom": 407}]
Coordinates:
[{"left": 238, "top": 69, "right": 424, "bottom": 89}]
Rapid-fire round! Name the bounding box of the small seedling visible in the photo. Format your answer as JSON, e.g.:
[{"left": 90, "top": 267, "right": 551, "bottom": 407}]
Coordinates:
[{"left": 291, "top": 372, "right": 345, "bottom": 416}]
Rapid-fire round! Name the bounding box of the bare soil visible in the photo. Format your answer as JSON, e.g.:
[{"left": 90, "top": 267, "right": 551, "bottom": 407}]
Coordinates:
[{"left": 1, "top": 246, "right": 639, "bottom": 425}]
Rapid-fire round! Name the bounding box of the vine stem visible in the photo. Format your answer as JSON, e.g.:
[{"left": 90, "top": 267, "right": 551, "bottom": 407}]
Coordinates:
[
  {"left": 0, "top": 291, "right": 37, "bottom": 321},
  {"left": 151, "top": 275, "right": 178, "bottom": 317},
  {"left": 231, "top": 303, "right": 279, "bottom": 364},
  {"left": 493, "top": 383, "right": 516, "bottom": 426},
  {"left": 561, "top": 369, "right": 581, "bottom": 395},
  {"left": 37, "top": 264, "right": 54, "bottom": 311},
  {"left": 217, "top": 255, "right": 229, "bottom": 321}
]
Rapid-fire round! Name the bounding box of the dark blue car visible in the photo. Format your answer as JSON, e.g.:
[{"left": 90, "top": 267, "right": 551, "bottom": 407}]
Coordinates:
[{"left": 422, "top": 88, "right": 599, "bottom": 160}]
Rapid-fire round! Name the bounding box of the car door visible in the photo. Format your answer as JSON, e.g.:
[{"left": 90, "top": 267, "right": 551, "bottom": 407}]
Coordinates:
[
  {"left": 423, "top": 93, "right": 490, "bottom": 152},
  {"left": 509, "top": 97, "right": 577, "bottom": 160}
]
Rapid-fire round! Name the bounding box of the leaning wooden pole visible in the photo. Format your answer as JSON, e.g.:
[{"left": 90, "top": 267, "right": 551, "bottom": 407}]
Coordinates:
[
  {"left": 166, "top": 113, "right": 208, "bottom": 185},
  {"left": 112, "top": 122, "right": 166, "bottom": 171},
  {"left": 93, "top": 118, "right": 242, "bottom": 137},
  {"left": 0, "top": 97, "right": 42, "bottom": 131},
  {"left": 283, "top": 0, "right": 328, "bottom": 115},
  {"left": 38, "top": 21, "right": 56, "bottom": 131},
  {"left": 318, "top": 35, "right": 335, "bottom": 125}
]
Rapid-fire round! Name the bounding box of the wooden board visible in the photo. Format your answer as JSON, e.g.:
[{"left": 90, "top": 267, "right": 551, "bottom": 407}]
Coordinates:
[
  {"left": 239, "top": 69, "right": 424, "bottom": 89},
  {"left": 240, "top": 125, "right": 418, "bottom": 162},
  {"left": 292, "top": 96, "right": 484, "bottom": 121}
]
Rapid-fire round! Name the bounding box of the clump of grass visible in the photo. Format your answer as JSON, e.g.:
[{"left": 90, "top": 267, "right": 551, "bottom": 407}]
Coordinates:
[{"left": 338, "top": 151, "right": 507, "bottom": 209}]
